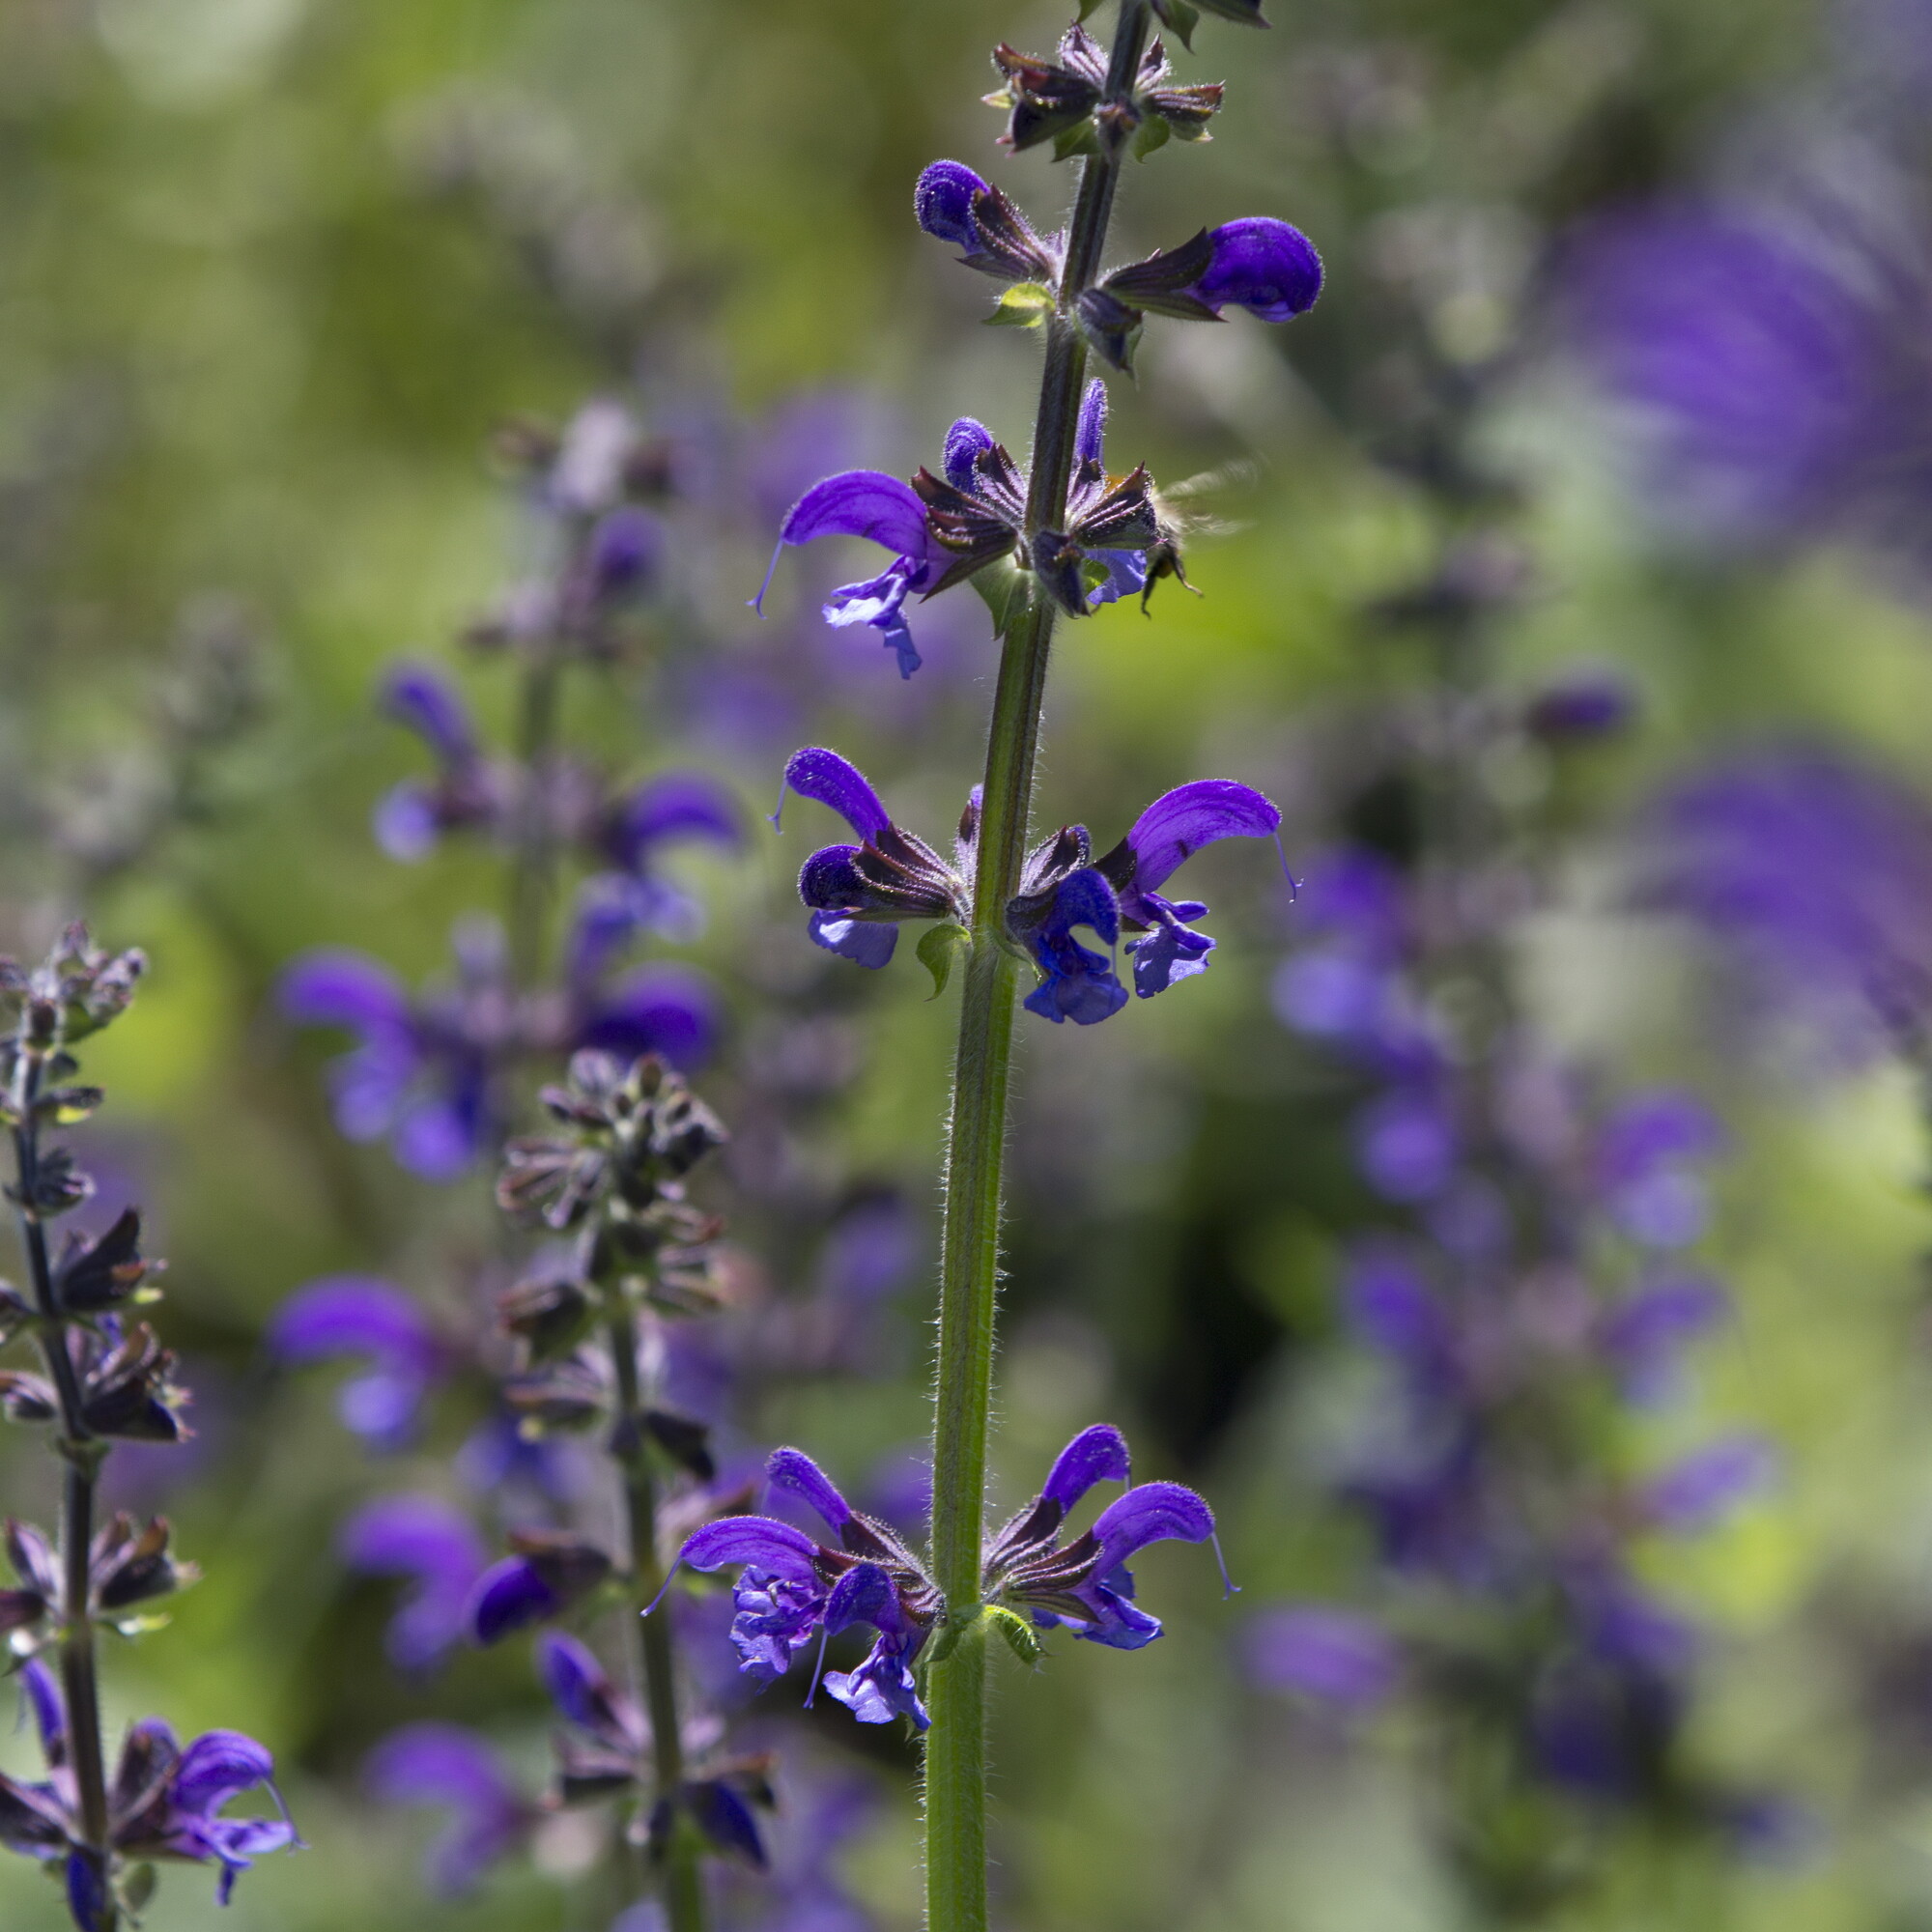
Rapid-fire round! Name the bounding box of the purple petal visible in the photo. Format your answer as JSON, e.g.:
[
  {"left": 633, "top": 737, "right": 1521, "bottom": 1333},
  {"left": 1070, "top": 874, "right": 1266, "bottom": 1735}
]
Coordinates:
[
  {"left": 1122, "top": 781, "right": 1282, "bottom": 907},
  {"left": 270, "top": 1278, "right": 439, "bottom": 1374},
  {"left": 1042, "top": 1424, "right": 1131, "bottom": 1513},
  {"left": 1195, "top": 218, "right": 1324, "bottom": 323},
  {"left": 339, "top": 1494, "right": 487, "bottom": 1591},
  {"left": 915, "top": 159, "right": 990, "bottom": 249},
  {"left": 577, "top": 962, "right": 721, "bottom": 1070},
  {"left": 372, "top": 782, "right": 442, "bottom": 863},
  {"left": 1091, "top": 1481, "right": 1214, "bottom": 1571},
  {"left": 822, "top": 1562, "right": 902, "bottom": 1637},
  {"left": 465, "top": 1558, "right": 561, "bottom": 1645},
  {"left": 278, "top": 950, "right": 412, "bottom": 1036},
  {"left": 766, "top": 1448, "right": 853, "bottom": 1533},
  {"left": 20, "top": 1662, "right": 62, "bottom": 1758},
  {"left": 171, "top": 1731, "right": 276, "bottom": 1817},
  {"left": 778, "top": 471, "right": 930, "bottom": 561},
  {"left": 536, "top": 1632, "right": 635, "bottom": 1747},
  {"left": 606, "top": 772, "right": 741, "bottom": 872},
  {"left": 781, "top": 748, "right": 892, "bottom": 840},
  {"left": 809, "top": 912, "right": 900, "bottom": 969},
  {"left": 944, "top": 417, "right": 995, "bottom": 492},
  {"left": 381, "top": 663, "right": 474, "bottom": 761},
  {"left": 364, "top": 1722, "right": 522, "bottom": 1898},
  {"left": 1020, "top": 867, "right": 1127, "bottom": 1027},
  {"left": 1354, "top": 1086, "right": 1460, "bottom": 1203},
  {"left": 393, "top": 1093, "right": 486, "bottom": 1182},
  {"left": 585, "top": 505, "right": 661, "bottom": 598},
  {"left": 67, "top": 1854, "right": 108, "bottom": 1932},
  {"left": 685, "top": 1778, "right": 767, "bottom": 1866},
  {"left": 679, "top": 1516, "right": 823, "bottom": 1589},
  {"left": 1075, "top": 379, "right": 1108, "bottom": 469},
  {"left": 1642, "top": 1435, "right": 1777, "bottom": 1533},
  {"left": 1244, "top": 1605, "right": 1401, "bottom": 1708}
]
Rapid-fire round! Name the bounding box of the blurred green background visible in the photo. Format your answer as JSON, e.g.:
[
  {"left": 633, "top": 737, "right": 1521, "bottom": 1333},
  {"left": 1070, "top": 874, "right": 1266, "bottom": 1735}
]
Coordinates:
[{"left": 9, "top": 0, "right": 1932, "bottom": 1927}]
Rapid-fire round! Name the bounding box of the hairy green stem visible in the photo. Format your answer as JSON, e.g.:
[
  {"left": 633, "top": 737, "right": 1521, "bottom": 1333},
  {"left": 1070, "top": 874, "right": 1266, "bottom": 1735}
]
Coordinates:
[
  {"left": 923, "top": 7, "right": 1151, "bottom": 1929},
  {"left": 9, "top": 1052, "right": 116, "bottom": 1928},
  {"left": 507, "top": 647, "right": 563, "bottom": 994},
  {"left": 609, "top": 1302, "right": 704, "bottom": 1932}
]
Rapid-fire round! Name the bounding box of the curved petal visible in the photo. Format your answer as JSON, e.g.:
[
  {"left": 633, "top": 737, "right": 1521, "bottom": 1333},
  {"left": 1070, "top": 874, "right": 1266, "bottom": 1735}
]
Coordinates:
[
  {"left": 799, "top": 844, "right": 867, "bottom": 912},
  {"left": 1195, "top": 218, "right": 1323, "bottom": 323},
  {"left": 464, "top": 1558, "right": 561, "bottom": 1645},
  {"left": 278, "top": 951, "right": 412, "bottom": 1037},
  {"left": 171, "top": 1731, "right": 275, "bottom": 1818},
  {"left": 823, "top": 1562, "right": 903, "bottom": 1637},
  {"left": 1075, "top": 379, "right": 1108, "bottom": 469},
  {"left": 536, "top": 1632, "right": 637, "bottom": 1748},
  {"left": 1020, "top": 868, "right": 1126, "bottom": 1027},
  {"left": 381, "top": 663, "right": 474, "bottom": 761},
  {"left": 915, "top": 159, "right": 990, "bottom": 249},
  {"left": 678, "top": 1516, "right": 823, "bottom": 1588},
  {"left": 1091, "top": 1481, "right": 1214, "bottom": 1571},
  {"left": 810, "top": 912, "right": 900, "bottom": 969},
  {"left": 1122, "top": 781, "right": 1282, "bottom": 905},
  {"left": 779, "top": 471, "right": 930, "bottom": 559},
  {"left": 606, "top": 772, "right": 741, "bottom": 872},
  {"left": 944, "top": 417, "right": 996, "bottom": 492},
  {"left": 1042, "top": 1424, "right": 1132, "bottom": 1513},
  {"left": 781, "top": 748, "right": 892, "bottom": 840},
  {"left": 270, "top": 1277, "right": 439, "bottom": 1373},
  {"left": 766, "top": 1447, "right": 853, "bottom": 1532}
]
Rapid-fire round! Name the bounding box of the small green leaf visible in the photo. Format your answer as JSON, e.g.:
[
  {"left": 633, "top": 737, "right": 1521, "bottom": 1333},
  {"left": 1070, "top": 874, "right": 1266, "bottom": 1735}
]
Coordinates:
[
  {"left": 970, "top": 557, "right": 1032, "bottom": 639},
  {"left": 1130, "top": 113, "right": 1172, "bottom": 162},
  {"left": 123, "top": 1864, "right": 156, "bottom": 1913},
  {"left": 1152, "top": 0, "right": 1202, "bottom": 46},
  {"left": 917, "top": 923, "right": 972, "bottom": 1002},
  {"left": 1190, "top": 0, "right": 1268, "bottom": 22},
  {"left": 985, "top": 281, "right": 1055, "bottom": 329},
  {"left": 1052, "top": 121, "right": 1102, "bottom": 162},
  {"left": 985, "top": 1605, "right": 1044, "bottom": 1667},
  {"left": 38, "top": 1086, "right": 103, "bottom": 1126}
]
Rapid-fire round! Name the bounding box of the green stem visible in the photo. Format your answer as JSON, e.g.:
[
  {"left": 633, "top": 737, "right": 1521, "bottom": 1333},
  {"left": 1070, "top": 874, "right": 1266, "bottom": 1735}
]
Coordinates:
[
  {"left": 609, "top": 1302, "right": 704, "bottom": 1932},
  {"left": 923, "top": 8, "right": 1151, "bottom": 1929},
  {"left": 9, "top": 1052, "right": 116, "bottom": 1929},
  {"left": 507, "top": 646, "right": 563, "bottom": 994}
]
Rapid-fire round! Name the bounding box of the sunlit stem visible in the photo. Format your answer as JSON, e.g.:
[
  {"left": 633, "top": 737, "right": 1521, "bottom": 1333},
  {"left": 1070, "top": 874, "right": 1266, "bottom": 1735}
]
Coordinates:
[{"left": 923, "top": 6, "right": 1152, "bottom": 1929}]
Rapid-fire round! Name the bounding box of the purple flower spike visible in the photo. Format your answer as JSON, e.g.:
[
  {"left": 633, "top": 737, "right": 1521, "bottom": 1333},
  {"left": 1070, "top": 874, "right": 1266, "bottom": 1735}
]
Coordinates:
[
  {"left": 1191, "top": 218, "right": 1323, "bottom": 323},
  {"left": 766, "top": 1447, "right": 854, "bottom": 1533},
  {"left": 1245, "top": 1605, "right": 1402, "bottom": 1709},
  {"left": 915, "top": 159, "right": 991, "bottom": 250},
  {"left": 269, "top": 1276, "right": 443, "bottom": 1450},
  {"left": 364, "top": 1722, "right": 526, "bottom": 1897},
  {"left": 340, "top": 1494, "right": 489, "bottom": 1671},
  {"left": 1042, "top": 1424, "right": 1131, "bottom": 1513}
]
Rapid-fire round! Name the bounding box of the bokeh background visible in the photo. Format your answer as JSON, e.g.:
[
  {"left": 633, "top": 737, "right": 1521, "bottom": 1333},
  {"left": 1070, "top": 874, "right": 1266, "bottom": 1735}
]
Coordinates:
[{"left": 8, "top": 0, "right": 1932, "bottom": 1926}]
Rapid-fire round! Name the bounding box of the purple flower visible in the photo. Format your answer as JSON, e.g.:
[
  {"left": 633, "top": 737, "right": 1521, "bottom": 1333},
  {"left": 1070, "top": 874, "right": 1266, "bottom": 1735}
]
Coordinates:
[
  {"left": 464, "top": 1533, "right": 612, "bottom": 1645},
  {"left": 1593, "top": 1091, "right": 1724, "bottom": 1249},
  {"left": 1600, "top": 1273, "right": 1731, "bottom": 1405},
  {"left": 1524, "top": 668, "right": 1636, "bottom": 744},
  {"left": 1566, "top": 200, "right": 1932, "bottom": 559},
  {"left": 0, "top": 1663, "right": 297, "bottom": 1916},
  {"left": 364, "top": 1722, "right": 526, "bottom": 1896},
  {"left": 1185, "top": 217, "right": 1324, "bottom": 322},
  {"left": 339, "top": 1493, "right": 489, "bottom": 1670},
  {"left": 666, "top": 1429, "right": 1222, "bottom": 1730},
  {"left": 1641, "top": 748, "right": 1932, "bottom": 1064},
  {"left": 913, "top": 159, "right": 1058, "bottom": 282},
  {"left": 571, "top": 959, "right": 723, "bottom": 1073},
  {"left": 278, "top": 936, "right": 504, "bottom": 1181},
  {"left": 268, "top": 1277, "right": 444, "bottom": 1449},
  {"left": 753, "top": 379, "right": 1163, "bottom": 676},
  {"left": 776, "top": 749, "right": 1279, "bottom": 1020},
  {"left": 1353, "top": 1082, "right": 1459, "bottom": 1203},
  {"left": 1244, "top": 1605, "right": 1402, "bottom": 1709},
  {"left": 583, "top": 769, "right": 743, "bottom": 949},
  {"left": 372, "top": 663, "right": 506, "bottom": 862}
]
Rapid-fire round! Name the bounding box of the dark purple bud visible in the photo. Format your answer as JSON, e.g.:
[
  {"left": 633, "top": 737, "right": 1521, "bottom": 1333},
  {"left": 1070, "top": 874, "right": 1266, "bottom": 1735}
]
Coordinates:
[
  {"left": 465, "top": 1536, "right": 611, "bottom": 1645},
  {"left": 1075, "top": 379, "right": 1109, "bottom": 469},
  {"left": 944, "top": 417, "right": 996, "bottom": 493},
  {"left": 915, "top": 159, "right": 991, "bottom": 249},
  {"left": 1192, "top": 218, "right": 1322, "bottom": 323},
  {"left": 1524, "top": 668, "right": 1636, "bottom": 743},
  {"left": 684, "top": 1779, "right": 768, "bottom": 1866}
]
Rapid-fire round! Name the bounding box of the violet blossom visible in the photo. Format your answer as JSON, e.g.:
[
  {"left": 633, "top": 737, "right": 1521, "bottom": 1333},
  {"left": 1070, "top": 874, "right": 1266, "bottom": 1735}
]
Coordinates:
[
  {"left": 267, "top": 1276, "right": 445, "bottom": 1450},
  {"left": 773, "top": 746, "right": 1279, "bottom": 1021},
  {"left": 339, "top": 1493, "right": 490, "bottom": 1671},
  {"left": 363, "top": 1723, "right": 527, "bottom": 1896},
  {"left": 661, "top": 1430, "right": 1222, "bottom": 1733}
]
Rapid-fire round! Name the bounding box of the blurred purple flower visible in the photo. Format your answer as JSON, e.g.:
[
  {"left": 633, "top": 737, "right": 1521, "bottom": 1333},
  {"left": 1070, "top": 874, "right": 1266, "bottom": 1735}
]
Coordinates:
[
  {"left": 364, "top": 1723, "right": 526, "bottom": 1896},
  {"left": 1244, "top": 1605, "right": 1401, "bottom": 1709},
  {"left": 1642, "top": 747, "right": 1932, "bottom": 1063},
  {"left": 372, "top": 663, "right": 506, "bottom": 863},
  {"left": 339, "top": 1494, "right": 489, "bottom": 1671},
  {"left": 268, "top": 1276, "right": 444, "bottom": 1449},
  {"left": 1641, "top": 1435, "right": 1777, "bottom": 1534},
  {"left": 1594, "top": 1091, "right": 1725, "bottom": 1250},
  {"left": 1599, "top": 1274, "right": 1731, "bottom": 1406}
]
